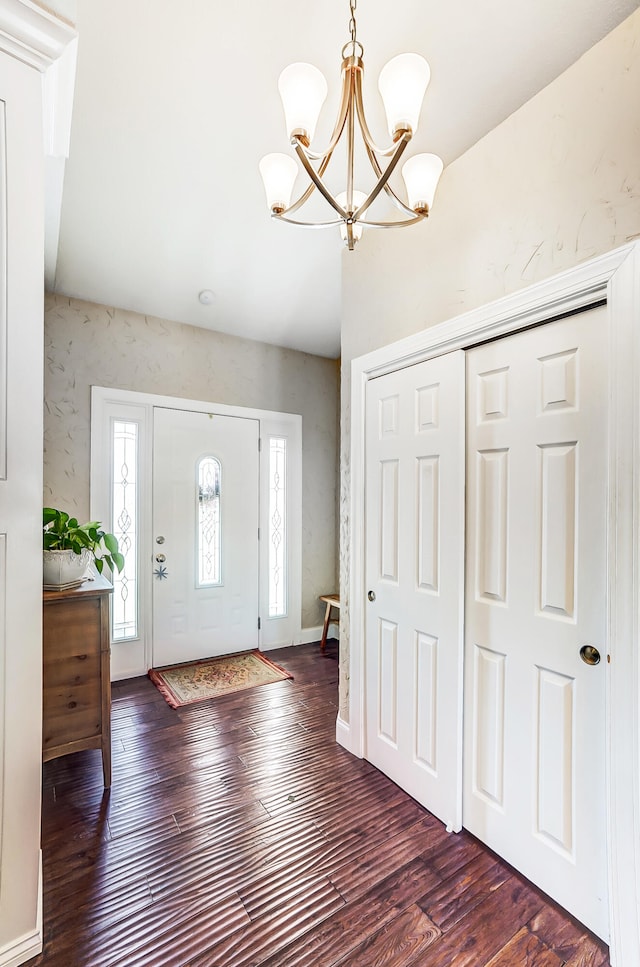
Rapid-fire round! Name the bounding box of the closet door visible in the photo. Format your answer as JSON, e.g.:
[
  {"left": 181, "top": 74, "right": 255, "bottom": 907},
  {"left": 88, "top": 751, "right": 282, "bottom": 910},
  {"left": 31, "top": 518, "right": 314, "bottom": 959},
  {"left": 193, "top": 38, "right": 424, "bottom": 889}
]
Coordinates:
[
  {"left": 0, "top": 50, "right": 46, "bottom": 958},
  {"left": 464, "top": 307, "right": 609, "bottom": 940},
  {"left": 365, "top": 351, "right": 465, "bottom": 831}
]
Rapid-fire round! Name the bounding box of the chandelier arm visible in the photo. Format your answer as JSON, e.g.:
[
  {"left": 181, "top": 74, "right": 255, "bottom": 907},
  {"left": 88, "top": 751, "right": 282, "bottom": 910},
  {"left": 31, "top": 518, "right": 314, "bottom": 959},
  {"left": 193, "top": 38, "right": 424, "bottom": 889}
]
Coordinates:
[
  {"left": 294, "top": 66, "right": 352, "bottom": 163},
  {"left": 354, "top": 133, "right": 411, "bottom": 219},
  {"left": 361, "top": 140, "right": 421, "bottom": 218},
  {"left": 357, "top": 214, "right": 427, "bottom": 229},
  {"left": 293, "top": 141, "right": 347, "bottom": 218},
  {"left": 282, "top": 150, "right": 334, "bottom": 216},
  {"left": 271, "top": 214, "right": 345, "bottom": 229},
  {"left": 353, "top": 68, "right": 409, "bottom": 157}
]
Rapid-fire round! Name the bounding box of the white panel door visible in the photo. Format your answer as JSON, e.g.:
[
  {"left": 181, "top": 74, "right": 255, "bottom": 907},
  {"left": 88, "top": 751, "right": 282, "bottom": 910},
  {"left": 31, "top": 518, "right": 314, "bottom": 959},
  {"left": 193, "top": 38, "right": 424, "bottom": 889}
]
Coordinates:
[
  {"left": 0, "top": 49, "right": 46, "bottom": 958},
  {"left": 152, "top": 407, "right": 259, "bottom": 666},
  {"left": 464, "top": 307, "right": 608, "bottom": 939},
  {"left": 365, "top": 351, "right": 465, "bottom": 831}
]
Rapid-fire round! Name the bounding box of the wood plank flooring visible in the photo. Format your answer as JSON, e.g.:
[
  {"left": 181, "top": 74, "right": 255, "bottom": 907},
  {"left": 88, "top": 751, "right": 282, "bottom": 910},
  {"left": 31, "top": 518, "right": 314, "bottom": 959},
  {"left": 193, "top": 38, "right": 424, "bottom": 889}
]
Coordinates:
[{"left": 28, "top": 642, "right": 611, "bottom": 967}]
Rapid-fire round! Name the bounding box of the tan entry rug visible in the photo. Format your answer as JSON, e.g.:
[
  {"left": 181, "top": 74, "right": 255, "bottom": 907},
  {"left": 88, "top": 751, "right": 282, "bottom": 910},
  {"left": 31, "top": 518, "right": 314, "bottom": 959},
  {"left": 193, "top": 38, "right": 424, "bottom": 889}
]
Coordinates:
[{"left": 148, "top": 650, "right": 293, "bottom": 709}]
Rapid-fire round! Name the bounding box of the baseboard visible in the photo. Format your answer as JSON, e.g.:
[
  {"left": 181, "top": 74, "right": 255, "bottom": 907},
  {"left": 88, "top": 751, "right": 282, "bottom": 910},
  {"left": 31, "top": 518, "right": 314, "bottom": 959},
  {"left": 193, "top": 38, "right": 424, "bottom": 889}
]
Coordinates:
[
  {"left": 294, "top": 624, "right": 339, "bottom": 646},
  {"left": 0, "top": 854, "right": 43, "bottom": 967},
  {"left": 336, "top": 714, "right": 358, "bottom": 755}
]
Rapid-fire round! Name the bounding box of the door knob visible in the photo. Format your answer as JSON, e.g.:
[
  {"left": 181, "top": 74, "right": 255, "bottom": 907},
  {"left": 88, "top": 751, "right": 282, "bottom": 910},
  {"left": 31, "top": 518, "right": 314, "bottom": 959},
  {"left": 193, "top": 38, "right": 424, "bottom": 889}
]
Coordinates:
[
  {"left": 156, "top": 535, "right": 165, "bottom": 544},
  {"left": 580, "top": 644, "right": 601, "bottom": 666},
  {"left": 155, "top": 553, "right": 166, "bottom": 563},
  {"left": 367, "top": 590, "right": 376, "bottom": 602}
]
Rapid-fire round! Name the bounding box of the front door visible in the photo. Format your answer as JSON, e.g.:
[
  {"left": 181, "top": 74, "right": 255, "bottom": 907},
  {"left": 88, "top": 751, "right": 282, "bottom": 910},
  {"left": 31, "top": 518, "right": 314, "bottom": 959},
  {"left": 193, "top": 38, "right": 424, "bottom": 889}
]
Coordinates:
[
  {"left": 364, "top": 351, "right": 465, "bottom": 832},
  {"left": 464, "top": 307, "right": 608, "bottom": 939},
  {"left": 152, "top": 407, "right": 259, "bottom": 667}
]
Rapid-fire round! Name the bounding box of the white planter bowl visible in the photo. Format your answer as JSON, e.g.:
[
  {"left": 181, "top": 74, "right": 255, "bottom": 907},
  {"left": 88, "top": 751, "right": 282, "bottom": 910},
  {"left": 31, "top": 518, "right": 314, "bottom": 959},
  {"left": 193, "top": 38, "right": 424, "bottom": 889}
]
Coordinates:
[{"left": 43, "top": 548, "right": 92, "bottom": 587}]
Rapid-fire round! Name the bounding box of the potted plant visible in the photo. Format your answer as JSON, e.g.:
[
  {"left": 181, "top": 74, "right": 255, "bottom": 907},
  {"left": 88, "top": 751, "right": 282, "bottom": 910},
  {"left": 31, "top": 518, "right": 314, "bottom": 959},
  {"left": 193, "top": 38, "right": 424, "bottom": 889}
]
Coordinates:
[{"left": 43, "top": 507, "right": 125, "bottom": 587}]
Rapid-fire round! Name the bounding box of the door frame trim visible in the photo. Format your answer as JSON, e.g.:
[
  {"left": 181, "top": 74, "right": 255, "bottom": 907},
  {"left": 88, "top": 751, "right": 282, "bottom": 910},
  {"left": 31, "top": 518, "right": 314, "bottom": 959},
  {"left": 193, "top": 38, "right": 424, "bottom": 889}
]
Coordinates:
[
  {"left": 90, "top": 387, "right": 302, "bottom": 680},
  {"left": 345, "top": 241, "right": 640, "bottom": 966}
]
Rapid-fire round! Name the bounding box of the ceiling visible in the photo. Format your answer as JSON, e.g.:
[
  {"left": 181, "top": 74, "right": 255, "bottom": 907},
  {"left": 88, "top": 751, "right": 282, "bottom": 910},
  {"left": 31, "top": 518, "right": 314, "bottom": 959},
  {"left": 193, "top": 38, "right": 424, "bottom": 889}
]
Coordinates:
[{"left": 50, "top": 0, "right": 639, "bottom": 358}]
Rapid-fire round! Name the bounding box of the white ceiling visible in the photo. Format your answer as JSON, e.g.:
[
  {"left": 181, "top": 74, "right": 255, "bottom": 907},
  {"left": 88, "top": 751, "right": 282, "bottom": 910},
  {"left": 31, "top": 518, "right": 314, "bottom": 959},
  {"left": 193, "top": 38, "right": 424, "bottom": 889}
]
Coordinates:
[{"left": 51, "top": 0, "right": 639, "bottom": 359}]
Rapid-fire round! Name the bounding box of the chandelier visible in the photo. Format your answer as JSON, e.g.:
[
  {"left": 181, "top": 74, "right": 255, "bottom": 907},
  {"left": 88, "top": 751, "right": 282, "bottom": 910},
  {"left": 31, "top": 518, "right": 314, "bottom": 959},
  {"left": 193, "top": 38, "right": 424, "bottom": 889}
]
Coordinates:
[{"left": 259, "top": 0, "right": 443, "bottom": 250}]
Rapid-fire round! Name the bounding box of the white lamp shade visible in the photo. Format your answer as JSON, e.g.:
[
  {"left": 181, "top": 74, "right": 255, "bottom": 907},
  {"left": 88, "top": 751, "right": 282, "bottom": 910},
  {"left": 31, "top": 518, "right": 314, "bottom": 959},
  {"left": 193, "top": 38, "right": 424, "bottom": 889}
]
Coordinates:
[
  {"left": 378, "top": 53, "right": 430, "bottom": 138},
  {"left": 278, "top": 63, "right": 328, "bottom": 143},
  {"left": 259, "top": 153, "right": 299, "bottom": 213},
  {"left": 401, "top": 153, "right": 443, "bottom": 213},
  {"left": 337, "top": 190, "right": 367, "bottom": 242}
]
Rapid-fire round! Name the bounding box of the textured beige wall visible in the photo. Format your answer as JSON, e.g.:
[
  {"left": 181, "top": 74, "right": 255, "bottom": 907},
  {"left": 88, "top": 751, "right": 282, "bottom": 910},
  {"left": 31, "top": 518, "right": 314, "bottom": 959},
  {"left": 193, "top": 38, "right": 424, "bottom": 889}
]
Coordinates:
[
  {"left": 44, "top": 294, "right": 340, "bottom": 628},
  {"left": 338, "top": 8, "right": 640, "bottom": 718}
]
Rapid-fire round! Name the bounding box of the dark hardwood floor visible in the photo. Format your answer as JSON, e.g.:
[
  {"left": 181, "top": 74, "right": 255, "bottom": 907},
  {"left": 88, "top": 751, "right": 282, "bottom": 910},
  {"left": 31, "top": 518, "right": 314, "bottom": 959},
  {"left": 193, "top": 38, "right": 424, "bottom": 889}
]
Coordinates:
[{"left": 28, "top": 642, "right": 610, "bottom": 967}]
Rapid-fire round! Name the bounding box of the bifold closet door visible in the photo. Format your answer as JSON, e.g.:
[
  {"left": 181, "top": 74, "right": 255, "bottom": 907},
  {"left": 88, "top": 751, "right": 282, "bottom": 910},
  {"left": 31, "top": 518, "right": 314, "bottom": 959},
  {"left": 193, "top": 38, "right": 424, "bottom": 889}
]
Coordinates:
[
  {"left": 464, "top": 307, "right": 609, "bottom": 940},
  {"left": 365, "top": 351, "right": 465, "bottom": 832}
]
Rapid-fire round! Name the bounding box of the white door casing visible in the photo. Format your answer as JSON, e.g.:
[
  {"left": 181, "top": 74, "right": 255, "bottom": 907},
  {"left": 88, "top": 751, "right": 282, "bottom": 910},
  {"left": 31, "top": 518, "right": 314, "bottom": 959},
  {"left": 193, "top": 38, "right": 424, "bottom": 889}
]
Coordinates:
[
  {"left": 464, "top": 309, "right": 608, "bottom": 939},
  {"left": 90, "top": 387, "right": 303, "bottom": 680},
  {"left": 364, "top": 352, "right": 465, "bottom": 831},
  {"left": 152, "top": 407, "right": 259, "bottom": 667},
  {"left": 345, "top": 243, "right": 640, "bottom": 967}
]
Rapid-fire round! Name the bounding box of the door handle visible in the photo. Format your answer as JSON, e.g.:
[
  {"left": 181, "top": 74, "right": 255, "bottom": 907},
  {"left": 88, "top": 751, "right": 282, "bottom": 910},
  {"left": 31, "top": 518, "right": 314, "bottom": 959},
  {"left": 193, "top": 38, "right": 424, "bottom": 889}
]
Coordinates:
[
  {"left": 580, "top": 644, "right": 601, "bottom": 666},
  {"left": 367, "top": 590, "right": 376, "bottom": 602},
  {"left": 155, "top": 553, "right": 166, "bottom": 563}
]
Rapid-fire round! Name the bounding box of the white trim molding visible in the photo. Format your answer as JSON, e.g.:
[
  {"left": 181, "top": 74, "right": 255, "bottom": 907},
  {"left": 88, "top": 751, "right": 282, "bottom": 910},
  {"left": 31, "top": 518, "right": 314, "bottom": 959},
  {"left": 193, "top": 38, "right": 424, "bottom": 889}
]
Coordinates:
[
  {"left": 0, "top": 849, "right": 42, "bottom": 966},
  {"left": 346, "top": 242, "right": 640, "bottom": 966},
  {"left": 90, "top": 386, "right": 303, "bottom": 680},
  {"left": 0, "top": 0, "right": 75, "bottom": 71}
]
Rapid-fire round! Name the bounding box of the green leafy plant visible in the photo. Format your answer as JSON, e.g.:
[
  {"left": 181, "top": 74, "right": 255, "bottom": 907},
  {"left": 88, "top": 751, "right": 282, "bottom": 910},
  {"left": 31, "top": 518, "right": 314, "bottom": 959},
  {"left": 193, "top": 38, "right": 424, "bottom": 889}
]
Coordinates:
[{"left": 43, "top": 507, "right": 125, "bottom": 575}]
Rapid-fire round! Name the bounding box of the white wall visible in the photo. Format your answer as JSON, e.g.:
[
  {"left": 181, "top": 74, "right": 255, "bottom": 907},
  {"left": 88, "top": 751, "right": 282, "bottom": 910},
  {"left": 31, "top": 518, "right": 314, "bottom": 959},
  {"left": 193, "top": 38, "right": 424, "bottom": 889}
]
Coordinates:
[
  {"left": 338, "top": 7, "right": 640, "bottom": 719},
  {"left": 44, "top": 295, "right": 340, "bottom": 629}
]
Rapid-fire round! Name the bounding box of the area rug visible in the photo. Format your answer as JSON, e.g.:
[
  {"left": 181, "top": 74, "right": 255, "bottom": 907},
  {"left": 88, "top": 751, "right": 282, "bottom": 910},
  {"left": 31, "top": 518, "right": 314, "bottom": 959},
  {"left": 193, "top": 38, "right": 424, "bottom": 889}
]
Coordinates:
[{"left": 148, "top": 650, "right": 293, "bottom": 709}]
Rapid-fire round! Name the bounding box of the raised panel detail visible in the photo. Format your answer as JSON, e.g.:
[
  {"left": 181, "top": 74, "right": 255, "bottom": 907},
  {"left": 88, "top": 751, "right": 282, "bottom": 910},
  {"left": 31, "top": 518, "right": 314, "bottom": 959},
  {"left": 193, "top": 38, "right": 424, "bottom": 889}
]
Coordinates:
[
  {"left": 536, "top": 667, "right": 574, "bottom": 855},
  {"left": 379, "top": 395, "right": 399, "bottom": 438},
  {"left": 539, "top": 444, "right": 576, "bottom": 618},
  {"left": 417, "top": 456, "right": 439, "bottom": 592},
  {"left": 473, "top": 644, "right": 506, "bottom": 806},
  {"left": 477, "top": 367, "right": 508, "bottom": 423},
  {"left": 415, "top": 632, "right": 438, "bottom": 772},
  {"left": 476, "top": 450, "right": 508, "bottom": 603},
  {"left": 380, "top": 460, "right": 399, "bottom": 582},
  {"left": 416, "top": 383, "right": 439, "bottom": 431},
  {"left": 378, "top": 619, "right": 398, "bottom": 744},
  {"left": 539, "top": 349, "right": 578, "bottom": 413}
]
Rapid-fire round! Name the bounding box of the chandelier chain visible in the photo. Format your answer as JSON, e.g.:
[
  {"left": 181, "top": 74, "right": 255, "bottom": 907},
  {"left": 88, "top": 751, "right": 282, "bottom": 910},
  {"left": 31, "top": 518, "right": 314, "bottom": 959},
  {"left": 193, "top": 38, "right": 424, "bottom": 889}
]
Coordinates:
[{"left": 348, "top": 0, "right": 357, "bottom": 46}]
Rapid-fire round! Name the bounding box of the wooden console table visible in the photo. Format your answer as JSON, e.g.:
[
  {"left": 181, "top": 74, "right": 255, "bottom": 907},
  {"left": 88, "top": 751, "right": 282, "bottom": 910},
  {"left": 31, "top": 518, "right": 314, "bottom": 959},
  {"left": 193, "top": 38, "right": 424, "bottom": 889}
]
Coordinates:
[{"left": 42, "top": 574, "right": 113, "bottom": 787}]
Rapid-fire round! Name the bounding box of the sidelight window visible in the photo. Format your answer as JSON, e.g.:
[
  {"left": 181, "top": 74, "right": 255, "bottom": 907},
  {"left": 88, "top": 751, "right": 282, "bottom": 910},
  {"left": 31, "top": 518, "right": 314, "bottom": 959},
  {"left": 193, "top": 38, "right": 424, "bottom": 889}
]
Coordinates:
[
  {"left": 268, "top": 437, "right": 287, "bottom": 617},
  {"left": 112, "top": 420, "right": 138, "bottom": 640}
]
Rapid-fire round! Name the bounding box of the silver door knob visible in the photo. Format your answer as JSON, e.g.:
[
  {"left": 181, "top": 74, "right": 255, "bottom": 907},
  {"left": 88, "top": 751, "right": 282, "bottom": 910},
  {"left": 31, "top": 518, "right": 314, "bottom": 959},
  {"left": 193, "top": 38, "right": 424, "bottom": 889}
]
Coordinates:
[
  {"left": 367, "top": 590, "right": 376, "bottom": 602},
  {"left": 156, "top": 535, "right": 165, "bottom": 544},
  {"left": 155, "top": 553, "right": 166, "bottom": 563}
]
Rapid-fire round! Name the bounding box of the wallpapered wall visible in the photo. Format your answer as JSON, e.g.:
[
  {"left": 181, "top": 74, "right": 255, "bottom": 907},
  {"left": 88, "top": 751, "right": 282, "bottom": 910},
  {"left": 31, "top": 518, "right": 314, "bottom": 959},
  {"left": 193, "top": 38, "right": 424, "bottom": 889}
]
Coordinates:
[
  {"left": 338, "top": 8, "right": 640, "bottom": 721},
  {"left": 44, "top": 294, "right": 340, "bottom": 628}
]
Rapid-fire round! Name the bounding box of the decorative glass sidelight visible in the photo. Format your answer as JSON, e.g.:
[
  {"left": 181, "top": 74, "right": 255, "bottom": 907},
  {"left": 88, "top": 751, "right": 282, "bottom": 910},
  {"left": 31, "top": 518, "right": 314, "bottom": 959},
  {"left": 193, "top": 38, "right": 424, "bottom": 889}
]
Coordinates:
[
  {"left": 112, "top": 421, "right": 138, "bottom": 640},
  {"left": 197, "top": 456, "right": 221, "bottom": 586},
  {"left": 269, "top": 437, "right": 287, "bottom": 617}
]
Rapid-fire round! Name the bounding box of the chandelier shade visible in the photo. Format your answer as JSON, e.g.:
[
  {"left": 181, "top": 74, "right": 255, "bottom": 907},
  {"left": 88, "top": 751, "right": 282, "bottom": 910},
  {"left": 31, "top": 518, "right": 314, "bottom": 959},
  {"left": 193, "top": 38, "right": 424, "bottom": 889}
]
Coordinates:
[
  {"left": 259, "top": 0, "right": 444, "bottom": 249},
  {"left": 258, "top": 153, "right": 299, "bottom": 214},
  {"left": 378, "top": 53, "right": 431, "bottom": 139},
  {"left": 401, "top": 153, "right": 444, "bottom": 214},
  {"left": 278, "top": 63, "right": 328, "bottom": 144}
]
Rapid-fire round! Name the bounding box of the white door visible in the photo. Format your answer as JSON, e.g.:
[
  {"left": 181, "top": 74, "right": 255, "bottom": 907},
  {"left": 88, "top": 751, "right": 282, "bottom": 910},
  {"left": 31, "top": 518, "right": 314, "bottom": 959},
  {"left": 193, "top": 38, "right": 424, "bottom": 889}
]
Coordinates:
[
  {"left": 0, "top": 50, "right": 47, "bottom": 957},
  {"left": 365, "top": 351, "right": 465, "bottom": 831},
  {"left": 152, "top": 407, "right": 259, "bottom": 667},
  {"left": 464, "top": 307, "right": 608, "bottom": 939}
]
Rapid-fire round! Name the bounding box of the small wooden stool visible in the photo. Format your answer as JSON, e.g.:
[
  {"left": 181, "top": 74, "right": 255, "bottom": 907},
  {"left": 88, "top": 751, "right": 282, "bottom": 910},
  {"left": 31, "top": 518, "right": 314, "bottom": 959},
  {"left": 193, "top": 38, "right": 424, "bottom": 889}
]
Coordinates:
[{"left": 319, "top": 593, "right": 340, "bottom": 652}]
